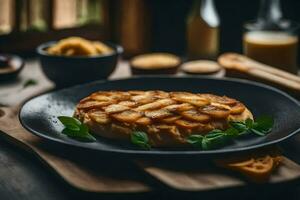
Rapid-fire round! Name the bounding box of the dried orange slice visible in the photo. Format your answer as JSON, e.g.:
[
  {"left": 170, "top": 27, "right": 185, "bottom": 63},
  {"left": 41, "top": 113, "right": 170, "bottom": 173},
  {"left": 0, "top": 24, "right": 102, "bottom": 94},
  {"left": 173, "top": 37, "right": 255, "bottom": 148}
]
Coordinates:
[{"left": 216, "top": 154, "right": 282, "bottom": 182}]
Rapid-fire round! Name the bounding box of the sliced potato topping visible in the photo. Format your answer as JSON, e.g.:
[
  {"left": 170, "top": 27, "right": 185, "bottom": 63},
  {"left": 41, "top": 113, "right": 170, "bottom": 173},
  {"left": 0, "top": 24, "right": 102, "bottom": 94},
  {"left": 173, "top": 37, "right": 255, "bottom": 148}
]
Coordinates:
[
  {"left": 145, "top": 110, "right": 173, "bottom": 119},
  {"left": 200, "top": 105, "right": 230, "bottom": 119},
  {"left": 171, "top": 92, "right": 210, "bottom": 107},
  {"left": 75, "top": 90, "right": 252, "bottom": 147},
  {"left": 131, "top": 95, "right": 156, "bottom": 104},
  {"left": 175, "top": 119, "right": 201, "bottom": 129},
  {"left": 112, "top": 110, "right": 143, "bottom": 123},
  {"left": 135, "top": 99, "right": 175, "bottom": 111},
  {"left": 118, "top": 101, "right": 137, "bottom": 107},
  {"left": 90, "top": 94, "right": 112, "bottom": 102},
  {"left": 161, "top": 116, "right": 181, "bottom": 123},
  {"left": 200, "top": 94, "right": 237, "bottom": 105},
  {"left": 88, "top": 110, "right": 110, "bottom": 124},
  {"left": 230, "top": 102, "right": 246, "bottom": 114},
  {"left": 104, "top": 104, "right": 130, "bottom": 114},
  {"left": 77, "top": 101, "right": 111, "bottom": 110},
  {"left": 136, "top": 117, "right": 152, "bottom": 125},
  {"left": 181, "top": 110, "right": 211, "bottom": 122}
]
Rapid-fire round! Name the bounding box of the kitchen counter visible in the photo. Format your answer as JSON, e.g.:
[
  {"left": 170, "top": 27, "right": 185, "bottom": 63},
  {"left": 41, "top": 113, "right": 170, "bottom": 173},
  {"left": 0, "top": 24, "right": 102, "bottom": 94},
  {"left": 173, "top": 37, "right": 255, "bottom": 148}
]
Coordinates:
[{"left": 0, "top": 59, "right": 299, "bottom": 200}]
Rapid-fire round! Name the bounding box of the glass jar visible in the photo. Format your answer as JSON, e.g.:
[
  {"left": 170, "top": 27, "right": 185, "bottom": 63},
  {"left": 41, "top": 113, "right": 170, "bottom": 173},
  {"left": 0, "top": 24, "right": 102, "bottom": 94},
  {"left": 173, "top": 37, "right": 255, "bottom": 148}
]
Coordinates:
[{"left": 243, "top": 0, "right": 299, "bottom": 74}]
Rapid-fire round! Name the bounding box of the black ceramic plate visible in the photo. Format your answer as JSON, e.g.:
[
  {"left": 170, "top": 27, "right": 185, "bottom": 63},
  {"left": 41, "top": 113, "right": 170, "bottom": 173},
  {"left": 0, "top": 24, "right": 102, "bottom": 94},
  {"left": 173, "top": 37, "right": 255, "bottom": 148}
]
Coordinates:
[{"left": 20, "top": 76, "right": 300, "bottom": 157}]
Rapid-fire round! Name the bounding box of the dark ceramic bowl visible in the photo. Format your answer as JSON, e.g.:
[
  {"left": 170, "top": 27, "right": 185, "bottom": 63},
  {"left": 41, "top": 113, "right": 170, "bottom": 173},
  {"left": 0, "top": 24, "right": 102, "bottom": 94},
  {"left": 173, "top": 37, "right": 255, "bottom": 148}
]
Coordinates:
[
  {"left": 37, "top": 41, "right": 123, "bottom": 88},
  {"left": 0, "top": 54, "right": 24, "bottom": 81}
]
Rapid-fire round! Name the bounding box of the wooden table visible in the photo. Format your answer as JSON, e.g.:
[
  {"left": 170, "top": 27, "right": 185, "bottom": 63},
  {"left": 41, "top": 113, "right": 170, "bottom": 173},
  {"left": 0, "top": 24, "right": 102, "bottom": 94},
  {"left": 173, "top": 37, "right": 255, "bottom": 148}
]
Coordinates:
[{"left": 0, "top": 59, "right": 300, "bottom": 200}]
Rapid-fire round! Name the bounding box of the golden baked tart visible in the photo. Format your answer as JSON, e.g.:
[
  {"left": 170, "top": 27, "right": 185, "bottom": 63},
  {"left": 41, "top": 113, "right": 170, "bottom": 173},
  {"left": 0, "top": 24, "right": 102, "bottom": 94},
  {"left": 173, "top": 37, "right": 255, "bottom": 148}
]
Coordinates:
[
  {"left": 130, "top": 53, "right": 181, "bottom": 75},
  {"left": 74, "top": 90, "right": 253, "bottom": 147}
]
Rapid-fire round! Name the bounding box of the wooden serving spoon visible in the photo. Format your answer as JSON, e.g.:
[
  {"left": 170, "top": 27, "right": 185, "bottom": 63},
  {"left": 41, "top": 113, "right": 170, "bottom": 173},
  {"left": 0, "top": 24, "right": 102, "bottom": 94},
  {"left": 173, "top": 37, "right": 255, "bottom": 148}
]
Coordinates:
[{"left": 218, "top": 53, "right": 300, "bottom": 94}]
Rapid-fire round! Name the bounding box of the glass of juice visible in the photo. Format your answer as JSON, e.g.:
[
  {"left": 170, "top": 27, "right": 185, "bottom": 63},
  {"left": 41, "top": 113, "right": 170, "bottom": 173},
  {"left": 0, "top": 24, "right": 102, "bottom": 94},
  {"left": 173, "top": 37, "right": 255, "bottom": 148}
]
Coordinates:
[{"left": 243, "top": 0, "right": 299, "bottom": 74}]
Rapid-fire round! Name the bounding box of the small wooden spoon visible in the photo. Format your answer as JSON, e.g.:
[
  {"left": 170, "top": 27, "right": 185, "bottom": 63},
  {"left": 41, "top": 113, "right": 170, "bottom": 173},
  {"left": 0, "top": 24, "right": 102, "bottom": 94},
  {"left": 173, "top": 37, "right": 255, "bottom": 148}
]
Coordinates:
[{"left": 218, "top": 53, "right": 300, "bottom": 93}]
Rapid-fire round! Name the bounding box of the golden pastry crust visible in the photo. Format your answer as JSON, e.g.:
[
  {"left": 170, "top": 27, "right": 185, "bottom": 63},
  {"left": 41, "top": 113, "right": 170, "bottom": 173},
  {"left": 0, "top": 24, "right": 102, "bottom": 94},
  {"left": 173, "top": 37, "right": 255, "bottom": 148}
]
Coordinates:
[{"left": 74, "top": 91, "right": 253, "bottom": 147}]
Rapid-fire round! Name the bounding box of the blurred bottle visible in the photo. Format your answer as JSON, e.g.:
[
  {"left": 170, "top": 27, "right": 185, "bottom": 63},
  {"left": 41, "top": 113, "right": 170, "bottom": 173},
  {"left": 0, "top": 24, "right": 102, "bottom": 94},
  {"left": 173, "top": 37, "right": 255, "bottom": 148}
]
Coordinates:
[
  {"left": 14, "top": 0, "right": 50, "bottom": 32},
  {"left": 0, "top": 0, "right": 14, "bottom": 35},
  {"left": 27, "top": 0, "right": 49, "bottom": 31},
  {"left": 113, "top": 0, "right": 151, "bottom": 58},
  {"left": 243, "top": 0, "right": 299, "bottom": 74},
  {"left": 53, "top": 0, "right": 77, "bottom": 29},
  {"left": 77, "top": 0, "right": 103, "bottom": 26},
  {"left": 186, "top": 0, "right": 220, "bottom": 60}
]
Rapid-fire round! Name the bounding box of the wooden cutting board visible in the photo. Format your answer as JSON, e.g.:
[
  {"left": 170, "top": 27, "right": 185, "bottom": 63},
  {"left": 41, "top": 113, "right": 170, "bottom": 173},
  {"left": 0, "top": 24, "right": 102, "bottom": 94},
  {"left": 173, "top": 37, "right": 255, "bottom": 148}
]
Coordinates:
[
  {"left": 137, "top": 157, "right": 300, "bottom": 191},
  {"left": 1, "top": 106, "right": 300, "bottom": 193},
  {"left": 0, "top": 106, "right": 151, "bottom": 193}
]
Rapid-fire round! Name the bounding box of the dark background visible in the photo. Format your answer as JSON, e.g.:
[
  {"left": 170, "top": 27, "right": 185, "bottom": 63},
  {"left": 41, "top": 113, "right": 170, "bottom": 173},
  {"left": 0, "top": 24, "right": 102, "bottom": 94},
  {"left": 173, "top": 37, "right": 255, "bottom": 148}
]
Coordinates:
[{"left": 150, "top": 0, "right": 300, "bottom": 56}]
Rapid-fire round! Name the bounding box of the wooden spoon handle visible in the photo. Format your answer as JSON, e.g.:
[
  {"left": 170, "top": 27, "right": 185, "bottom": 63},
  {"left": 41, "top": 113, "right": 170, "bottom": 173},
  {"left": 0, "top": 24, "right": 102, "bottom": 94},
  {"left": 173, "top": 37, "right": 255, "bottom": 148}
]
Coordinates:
[
  {"left": 218, "top": 53, "right": 300, "bottom": 84},
  {"left": 248, "top": 68, "right": 300, "bottom": 91}
]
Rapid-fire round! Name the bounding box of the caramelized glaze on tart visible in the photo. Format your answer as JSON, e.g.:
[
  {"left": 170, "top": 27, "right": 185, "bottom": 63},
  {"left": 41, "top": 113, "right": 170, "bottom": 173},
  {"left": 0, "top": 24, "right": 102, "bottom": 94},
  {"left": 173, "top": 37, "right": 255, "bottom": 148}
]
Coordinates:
[{"left": 74, "top": 91, "right": 253, "bottom": 147}]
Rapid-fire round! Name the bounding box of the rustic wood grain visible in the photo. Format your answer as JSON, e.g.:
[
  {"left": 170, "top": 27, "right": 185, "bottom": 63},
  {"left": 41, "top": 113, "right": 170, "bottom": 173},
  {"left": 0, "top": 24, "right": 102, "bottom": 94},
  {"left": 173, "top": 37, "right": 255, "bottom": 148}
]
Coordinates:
[
  {"left": 218, "top": 53, "right": 300, "bottom": 97},
  {"left": 137, "top": 157, "right": 300, "bottom": 192},
  {"left": 0, "top": 106, "right": 151, "bottom": 193}
]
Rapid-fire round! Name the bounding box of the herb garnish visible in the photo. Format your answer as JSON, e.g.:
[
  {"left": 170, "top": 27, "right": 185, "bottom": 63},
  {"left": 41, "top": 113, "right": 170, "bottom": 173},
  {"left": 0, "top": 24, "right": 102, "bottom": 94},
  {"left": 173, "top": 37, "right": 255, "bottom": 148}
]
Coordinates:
[
  {"left": 187, "top": 116, "right": 274, "bottom": 150},
  {"left": 131, "top": 131, "right": 151, "bottom": 150},
  {"left": 57, "top": 116, "right": 96, "bottom": 142},
  {"left": 23, "top": 79, "right": 38, "bottom": 88}
]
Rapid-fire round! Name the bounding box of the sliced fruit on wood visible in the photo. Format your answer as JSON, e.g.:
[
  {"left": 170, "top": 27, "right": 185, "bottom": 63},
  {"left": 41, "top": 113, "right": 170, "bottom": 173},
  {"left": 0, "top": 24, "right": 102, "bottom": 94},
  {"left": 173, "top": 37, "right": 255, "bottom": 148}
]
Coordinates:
[{"left": 215, "top": 154, "right": 282, "bottom": 183}]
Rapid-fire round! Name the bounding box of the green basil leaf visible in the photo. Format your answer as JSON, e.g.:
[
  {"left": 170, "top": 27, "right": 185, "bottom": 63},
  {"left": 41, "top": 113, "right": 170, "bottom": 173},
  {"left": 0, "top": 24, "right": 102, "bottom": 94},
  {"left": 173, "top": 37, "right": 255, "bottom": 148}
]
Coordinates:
[
  {"left": 59, "top": 116, "right": 96, "bottom": 142},
  {"left": 62, "top": 128, "right": 77, "bottom": 136},
  {"left": 62, "top": 128, "right": 96, "bottom": 142},
  {"left": 205, "top": 129, "right": 224, "bottom": 138},
  {"left": 202, "top": 134, "right": 228, "bottom": 150},
  {"left": 131, "top": 131, "right": 151, "bottom": 150},
  {"left": 250, "top": 128, "right": 266, "bottom": 136},
  {"left": 136, "top": 141, "right": 151, "bottom": 150},
  {"left": 229, "top": 121, "right": 248, "bottom": 132},
  {"left": 188, "top": 115, "right": 273, "bottom": 150},
  {"left": 79, "top": 123, "right": 89, "bottom": 134},
  {"left": 225, "top": 127, "right": 239, "bottom": 137},
  {"left": 58, "top": 116, "right": 81, "bottom": 128},
  {"left": 23, "top": 79, "right": 38, "bottom": 88},
  {"left": 254, "top": 116, "right": 274, "bottom": 132},
  {"left": 186, "top": 135, "right": 203, "bottom": 148},
  {"left": 245, "top": 118, "right": 254, "bottom": 128},
  {"left": 201, "top": 138, "right": 211, "bottom": 150}
]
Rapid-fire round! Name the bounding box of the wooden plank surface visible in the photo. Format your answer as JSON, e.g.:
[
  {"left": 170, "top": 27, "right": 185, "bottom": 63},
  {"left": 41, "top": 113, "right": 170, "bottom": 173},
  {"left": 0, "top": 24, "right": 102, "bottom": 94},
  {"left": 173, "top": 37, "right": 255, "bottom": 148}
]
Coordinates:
[
  {"left": 0, "top": 59, "right": 299, "bottom": 197},
  {"left": 137, "top": 157, "right": 300, "bottom": 191},
  {"left": 0, "top": 106, "right": 151, "bottom": 193}
]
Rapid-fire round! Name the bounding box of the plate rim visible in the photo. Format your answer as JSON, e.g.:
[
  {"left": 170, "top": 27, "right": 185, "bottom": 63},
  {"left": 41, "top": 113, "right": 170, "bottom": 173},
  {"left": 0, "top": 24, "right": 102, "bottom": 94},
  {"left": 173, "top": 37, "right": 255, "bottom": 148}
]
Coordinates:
[{"left": 19, "top": 76, "right": 300, "bottom": 156}]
